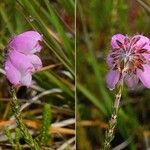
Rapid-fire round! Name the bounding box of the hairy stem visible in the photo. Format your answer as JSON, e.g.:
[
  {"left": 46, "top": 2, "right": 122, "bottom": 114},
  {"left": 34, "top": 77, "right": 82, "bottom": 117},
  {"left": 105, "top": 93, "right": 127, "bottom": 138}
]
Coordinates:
[
  {"left": 103, "top": 83, "right": 123, "bottom": 150},
  {"left": 10, "top": 86, "right": 40, "bottom": 150}
]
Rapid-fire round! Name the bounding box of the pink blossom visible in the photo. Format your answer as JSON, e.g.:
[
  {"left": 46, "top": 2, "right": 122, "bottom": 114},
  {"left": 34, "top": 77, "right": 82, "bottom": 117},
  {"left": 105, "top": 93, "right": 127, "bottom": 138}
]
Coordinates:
[
  {"left": 4, "top": 31, "right": 43, "bottom": 87},
  {"left": 106, "top": 34, "right": 150, "bottom": 90}
]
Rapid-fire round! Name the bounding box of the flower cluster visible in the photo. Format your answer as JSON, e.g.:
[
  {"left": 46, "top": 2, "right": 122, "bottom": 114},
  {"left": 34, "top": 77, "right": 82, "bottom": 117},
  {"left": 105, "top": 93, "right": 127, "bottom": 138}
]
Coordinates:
[
  {"left": 4, "top": 31, "right": 43, "bottom": 87},
  {"left": 106, "top": 34, "right": 150, "bottom": 90}
]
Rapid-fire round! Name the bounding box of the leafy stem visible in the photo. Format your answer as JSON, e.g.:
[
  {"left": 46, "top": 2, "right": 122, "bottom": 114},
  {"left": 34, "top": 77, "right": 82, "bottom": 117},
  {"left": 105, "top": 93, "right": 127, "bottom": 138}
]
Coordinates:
[
  {"left": 103, "top": 80, "right": 123, "bottom": 150},
  {"left": 10, "top": 86, "right": 40, "bottom": 150}
]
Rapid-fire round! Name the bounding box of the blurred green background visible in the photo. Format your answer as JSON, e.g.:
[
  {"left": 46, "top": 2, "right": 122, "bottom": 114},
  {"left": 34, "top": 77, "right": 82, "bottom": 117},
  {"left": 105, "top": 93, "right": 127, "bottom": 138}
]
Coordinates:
[
  {"left": 0, "top": 0, "right": 75, "bottom": 149},
  {"left": 77, "top": 0, "right": 150, "bottom": 149}
]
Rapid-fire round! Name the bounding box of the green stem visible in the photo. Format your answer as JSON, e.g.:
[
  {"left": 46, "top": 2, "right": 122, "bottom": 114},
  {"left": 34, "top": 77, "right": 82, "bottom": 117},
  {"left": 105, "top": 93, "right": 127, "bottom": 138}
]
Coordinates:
[
  {"left": 103, "top": 82, "right": 123, "bottom": 150},
  {"left": 4, "top": 127, "right": 18, "bottom": 150},
  {"left": 10, "top": 86, "right": 40, "bottom": 150}
]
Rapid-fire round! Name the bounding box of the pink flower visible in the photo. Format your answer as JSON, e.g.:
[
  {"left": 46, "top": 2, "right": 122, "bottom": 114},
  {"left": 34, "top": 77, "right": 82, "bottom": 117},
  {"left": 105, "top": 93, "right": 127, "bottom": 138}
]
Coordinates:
[
  {"left": 4, "top": 31, "right": 43, "bottom": 87},
  {"left": 106, "top": 34, "right": 150, "bottom": 90}
]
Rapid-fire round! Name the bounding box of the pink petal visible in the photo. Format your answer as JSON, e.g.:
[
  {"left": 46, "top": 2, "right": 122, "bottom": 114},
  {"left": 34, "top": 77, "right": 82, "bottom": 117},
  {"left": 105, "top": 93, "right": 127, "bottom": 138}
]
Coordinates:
[
  {"left": 21, "top": 31, "right": 43, "bottom": 53},
  {"left": 133, "top": 35, "right": 150, "bottom": 50},
  {"left": 9, "top": 50, "right": 34, "bottom": 74},
  {"left": 4, "top": 58, "right": 21, "bottom": 85},
  {"left": 27, "top": 54, "right": 42, "bottom": 70},
  {"left": 21, "top": 73, "right": 32, "bottom": 87},
  {"left": 18, "top": 31, "right": 42, "bottom": 40},
  {"left": 137, "top": 64, "right": 150, "bottom": 88},
  {"left": 143, "top": 54, "right": 150, "bottom": 64},
  {"left": 106, "top": 69, "right": 120, "bottom": 90},
  {"left": 111, "top": 34, "right": 126, "bottom": 49},
  {"left": 9, "top": 31, "right": 43, "bottom": 54},
  {"left": 124, "top": 74, "right": 139, "bottom": 90}
]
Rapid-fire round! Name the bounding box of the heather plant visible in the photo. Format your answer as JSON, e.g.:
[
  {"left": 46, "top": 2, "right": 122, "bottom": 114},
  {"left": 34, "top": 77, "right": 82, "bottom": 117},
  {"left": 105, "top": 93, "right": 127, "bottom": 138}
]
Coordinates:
[
  {"left": 3, "top": 30, "right": 43, "bottom": 150},
  {"left": 0, "top": 0, "right": 75, "bottom": 149},
  {"left": 77, "top": 0, "right": 150, "bottom": 149},
  {"left": 103, "top": 34, "right": 150, "bottom": 149}
]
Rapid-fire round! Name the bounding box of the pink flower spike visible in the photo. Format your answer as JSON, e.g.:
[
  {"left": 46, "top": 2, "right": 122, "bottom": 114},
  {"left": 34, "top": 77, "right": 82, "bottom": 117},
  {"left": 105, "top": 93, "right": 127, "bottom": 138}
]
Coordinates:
[
  {"left": 106, "top": 34, "right": 150, "bottom": 90},
  {"left": 9, "top": 31, "right": 43, "bottom": 54},
  {"left": 4, "top": 31, "right": 43, "bottom": 87}
]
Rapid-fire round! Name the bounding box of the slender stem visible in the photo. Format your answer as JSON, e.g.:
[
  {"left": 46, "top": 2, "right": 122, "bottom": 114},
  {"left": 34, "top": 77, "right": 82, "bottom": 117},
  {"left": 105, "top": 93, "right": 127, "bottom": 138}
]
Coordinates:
[
  {"left": 10, "top": 86, "right": 40, "bottom": 150},
  {"left": 103, "top": 82, "right": 123, "bottom": 150}
]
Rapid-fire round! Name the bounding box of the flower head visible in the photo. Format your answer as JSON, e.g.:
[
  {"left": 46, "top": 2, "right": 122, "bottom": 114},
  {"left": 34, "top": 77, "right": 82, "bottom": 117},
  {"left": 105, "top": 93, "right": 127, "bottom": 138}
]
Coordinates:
[
  {"left": 106, "top": 33, "right": 150, "bottom": 90},
  {"left": 4, "top": 31, "right": 43, "bottom": 87}
]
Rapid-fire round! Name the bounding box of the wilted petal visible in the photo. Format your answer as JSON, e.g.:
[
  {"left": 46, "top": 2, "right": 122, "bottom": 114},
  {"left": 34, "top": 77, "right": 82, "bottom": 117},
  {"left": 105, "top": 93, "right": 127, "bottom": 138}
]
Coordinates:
[
  {"left": 9, "top": 50, "right": 34, "bottom": 74},
  {"left": 137, "top": 64, "right": 150, "bottom": 88},
  {"left": 107, "top": 54, "right": 113, "bottom": 67},
  {"left": 27, "top": 54, "right": 42, "bottom": 70},
  {"left": 111, "top": 34, "right": 126, "bottom": 49},
  {"left": 21, "top": 73, "right": 32, "bottom": 87},
  {"left": 9, "top": 31, "right": 43, "bottom": 54},
  {"left": 106, "top": 69, "right": 120, "bottom": 90},
  {"left": 124, "top": 74, "right": 139, "bottom": 90},
  {"left": 4, "top": 59, "right": 21, "bottom": 85}
]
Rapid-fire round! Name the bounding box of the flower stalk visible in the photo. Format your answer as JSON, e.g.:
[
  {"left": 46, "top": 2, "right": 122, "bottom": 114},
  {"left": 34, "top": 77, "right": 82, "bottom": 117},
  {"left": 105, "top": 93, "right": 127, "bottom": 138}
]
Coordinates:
[
  {"left": 10, "top": 86, "right": 40, "bottom": 150},
  {"left": 103, "top": 80, "right": 123, "bottom": 150},
  {"left": 104, "top": 33, "right": 150, "bottom": 148}
]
